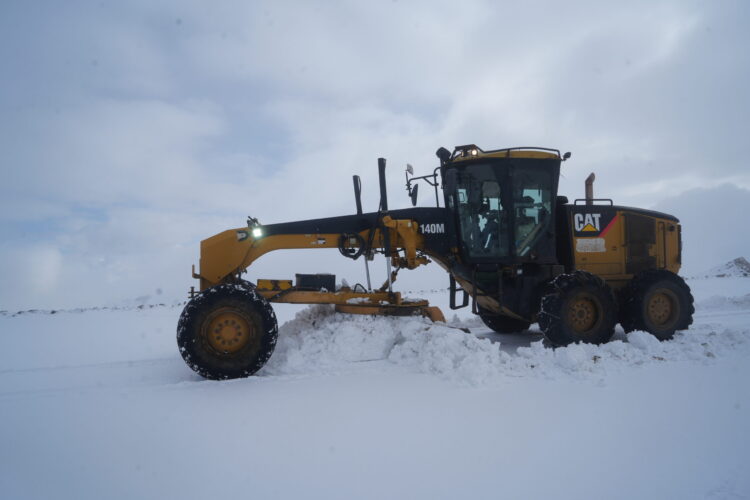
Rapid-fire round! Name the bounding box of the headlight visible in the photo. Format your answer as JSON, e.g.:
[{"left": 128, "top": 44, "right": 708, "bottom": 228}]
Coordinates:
[{"left": 252, "top": 227, "right": 263, "bottom": 238}]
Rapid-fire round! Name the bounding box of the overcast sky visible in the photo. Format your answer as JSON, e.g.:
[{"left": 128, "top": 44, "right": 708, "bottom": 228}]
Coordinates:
[{"left": 1, "top": 0, "right": 748, "bottom": 309}]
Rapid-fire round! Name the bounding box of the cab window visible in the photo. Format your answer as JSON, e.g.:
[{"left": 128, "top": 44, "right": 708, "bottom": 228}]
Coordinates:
[
  {"left": 455, "top": 165, "right": 509, "bottom": 258},
  {"left": 513, "top": 168, "right": 553, "bottom": 256}
]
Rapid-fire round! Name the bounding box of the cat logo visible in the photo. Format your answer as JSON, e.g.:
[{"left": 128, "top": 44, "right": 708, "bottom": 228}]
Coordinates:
[
  {"left": 572, "top": 211, "right": 618, "bottom": 238},
  {"left": 574, "top": 213, "right": 601, "bottom": 232}
]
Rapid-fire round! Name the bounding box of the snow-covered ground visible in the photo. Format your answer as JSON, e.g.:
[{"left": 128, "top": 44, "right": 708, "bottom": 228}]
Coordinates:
[{"left": 1, "top": 275, "right": 749, "bottom": 500}]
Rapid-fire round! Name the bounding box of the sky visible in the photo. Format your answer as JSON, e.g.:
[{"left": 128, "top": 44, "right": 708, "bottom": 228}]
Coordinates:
[{"left": 1, "top": 0, "right": 749, "bottom": 309}]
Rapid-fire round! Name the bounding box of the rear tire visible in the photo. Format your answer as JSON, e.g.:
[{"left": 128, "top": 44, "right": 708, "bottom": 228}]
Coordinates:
[
  {"left": 478, "top": 306, "right": 531, "bottom": 333},
  {"left": 619, "top": 270, "right": 694, "bottom": 341},
  {"left": 177, "top": 282, "right": 278, "bottom": 379},
  {"left": 539, "top": 271, "right": 617, "bottom": 346}
]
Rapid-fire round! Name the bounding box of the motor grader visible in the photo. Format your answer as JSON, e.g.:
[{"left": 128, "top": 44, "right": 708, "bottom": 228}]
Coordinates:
[{"left": 178, "top": 144, "right": 694, "bottom": 379}]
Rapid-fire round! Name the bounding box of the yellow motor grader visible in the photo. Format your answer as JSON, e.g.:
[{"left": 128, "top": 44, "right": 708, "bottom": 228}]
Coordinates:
[{"left": 178, "top": 145, "right": 694, "bottom": 379}]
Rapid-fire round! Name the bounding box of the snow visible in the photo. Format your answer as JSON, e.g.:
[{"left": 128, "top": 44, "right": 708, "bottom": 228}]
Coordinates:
[
  {"left": 345, "top": 297, "right": 371, "bottom": 304},
  {"left": 1, "top": 277, "right": 749, "bottom": 499},
  {"left": 687, "top": 258, "right": 750, "bottom": 313},
  {"left": 262, "top": 303, "right": 749, "bottom": 386}
]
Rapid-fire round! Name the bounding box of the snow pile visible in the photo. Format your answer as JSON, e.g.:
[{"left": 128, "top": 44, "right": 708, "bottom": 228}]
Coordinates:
[
  {"left": 262, "top": 305, "right": 402, "bottom": 373},
  {"left": 391, "top": 324, "right": 749, "bottom": 385},
  {"left": 446, "top": 313, "right": 484, "bottom": 330},
  {"left": 388, "top": 322, "right": 509, "bottom": 385},
  {"left": 509, "top": 327, "right": 748, "bottom": 378},
  {"left": 693, "top": 257, "right": 750, "bottom": 279},
  {"left": 262, "top": 304, "right": 750, "bottom": 385},
  {"left": 263, "top": 305, "right": 512, "bottom": 384}
]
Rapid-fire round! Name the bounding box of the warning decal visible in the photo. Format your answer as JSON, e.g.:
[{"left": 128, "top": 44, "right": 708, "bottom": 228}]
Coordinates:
[{"left": 576, "top": 237, "right": 606, "bottom": 253}]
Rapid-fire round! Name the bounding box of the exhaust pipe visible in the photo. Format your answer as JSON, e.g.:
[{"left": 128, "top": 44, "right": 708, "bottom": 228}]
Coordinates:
[
  {"left": 585, "top": 173, "right": 595, "bottom": 205},
  {"left": 378, "top": 158, "right": 388, "bottom": 211},
  {"left": 378, "top": 158, "right": 393, "bottom": 294},
  {"left": 352, "top": 175, "right": 363, "bottom": 215}
]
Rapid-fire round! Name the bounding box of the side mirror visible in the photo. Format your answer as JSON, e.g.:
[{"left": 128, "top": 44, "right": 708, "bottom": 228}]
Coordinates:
[
  {"left": 406, "top": 163, "right": 414, "bottom": 176},
  {"left": 436, "top": 147, "right": 451, "bottom": 164},
  {"left": 409, "top": 183, "right": 419, "bottom": 206},
  {"left": 563, "top": 151, "right": 571, "bottom": 161}
]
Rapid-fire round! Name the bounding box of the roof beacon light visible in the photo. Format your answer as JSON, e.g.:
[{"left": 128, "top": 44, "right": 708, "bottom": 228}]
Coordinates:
[{"left": 452, "top": 144, "right": 483, "bottom": 159}]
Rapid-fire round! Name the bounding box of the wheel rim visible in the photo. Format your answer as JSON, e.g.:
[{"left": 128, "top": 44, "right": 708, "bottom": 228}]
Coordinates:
[
  {"left": 646, "top": 289, "right": 678, "bottom": 328},
  {"left": 567, "top": 293, "right": 600, "bottom": 335},
  {"left": 204, "top": 308, "right": 255, "bottom": 354}
]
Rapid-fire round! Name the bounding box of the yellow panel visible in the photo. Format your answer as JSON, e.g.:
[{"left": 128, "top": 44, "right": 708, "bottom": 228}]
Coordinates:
[
  {"left": 573, "top": 212, "right": 626, "bottom": 277},
  {"left": 573, "top": 211, "right": 683, "bottom": 281},
  {"left": 257, "top": 279, "right": 293, "bottom": 291},
  {"left": 661, "top": 220, "right": 682, "bottom": 274}
]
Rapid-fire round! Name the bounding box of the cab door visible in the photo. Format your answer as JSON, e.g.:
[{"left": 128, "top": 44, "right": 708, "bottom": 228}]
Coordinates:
[{"left": 450, "top": 163, "right": 512, "bottom": 263}]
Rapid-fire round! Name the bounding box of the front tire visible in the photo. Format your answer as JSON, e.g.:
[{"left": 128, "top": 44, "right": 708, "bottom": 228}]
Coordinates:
[
  {"left": 177, "top": 283, "right": 278, "bottom": 379},
  {"left": 620, "top": 270, "right": 694, "bottom": 341},
  {"left": 539, "top": 271, "right": 617, "bottom": 346}
]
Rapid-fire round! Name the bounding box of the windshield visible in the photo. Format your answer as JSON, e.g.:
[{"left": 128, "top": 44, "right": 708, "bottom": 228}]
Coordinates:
[{"left": 454, "top": 162, "right": 554, "bottom": 260}]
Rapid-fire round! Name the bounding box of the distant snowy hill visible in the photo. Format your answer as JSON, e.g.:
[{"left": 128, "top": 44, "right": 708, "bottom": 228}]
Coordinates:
[{"left": 692, "top": 257, "right": 750, "bottom": 279}]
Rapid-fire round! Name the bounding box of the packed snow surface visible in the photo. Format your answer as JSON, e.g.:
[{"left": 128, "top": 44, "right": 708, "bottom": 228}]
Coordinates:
[{"left": 1, "top": 276, "right": 749, "bottom": 499}]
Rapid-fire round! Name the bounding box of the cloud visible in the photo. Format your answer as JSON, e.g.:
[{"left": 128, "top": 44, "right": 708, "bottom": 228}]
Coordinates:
[
  {"left": 4, "top": 99, "right": 223, "bottom": 206},
  {"left": 0, "top": 0, "right": 748, "bottom": 308}
]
